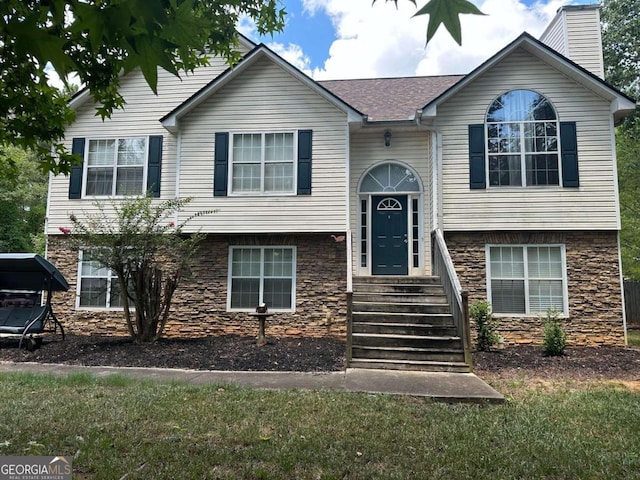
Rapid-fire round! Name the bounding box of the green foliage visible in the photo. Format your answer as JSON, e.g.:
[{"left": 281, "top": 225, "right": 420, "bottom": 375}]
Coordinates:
[
  {"left": 0, "top": 0, "right": 286, "bottom": 176},
  {"left": 602, "top": 0, "right": 640, "bottom": 279},
  {"left": 0, "top": 146, "right": 48, "bottom": 254},
  {"left": 617, "top": 132, "right": 640, "bottom": 279},
  {"left": 602, "top": 0, "right": 640, "bottom": 98},
  {"left": 470, "top": 300, "right": 499, "bottom": 351},
  {"left": 69, "top": 195, "right": 211, "bottom": 342},
  {"left": 542, "top": 308, "right": 567, "bottom": 356},
  {"left": 602, "top": 0, "right": 640, "bottom": 136},
  {"left": 375, "top": 0, "right": 485, "bottom": 45}
]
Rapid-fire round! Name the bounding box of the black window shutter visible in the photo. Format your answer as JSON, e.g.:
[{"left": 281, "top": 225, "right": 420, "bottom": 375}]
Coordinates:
[
  {"left": 147, "top": 135, "right": 163, "bottom": 197},
  {"left": 68, "top": 138, "right": 85, "bottom": 199},
  {"left": 468, "top": 124, "right": 486, "bottom": 189},
  {"left": 560, "top": 121, "right": 579, "bottom": 188},
  {"left": 214, "top": 132, "right": 229, "bottom": 196},
  {"left": 297, "top": 130, "right": 312, "bottom": 195}
]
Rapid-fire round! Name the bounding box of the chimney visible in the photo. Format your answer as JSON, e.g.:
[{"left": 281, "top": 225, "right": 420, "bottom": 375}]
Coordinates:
[{"left": 539, "top": 4, "right": 604, "bottom": 79}]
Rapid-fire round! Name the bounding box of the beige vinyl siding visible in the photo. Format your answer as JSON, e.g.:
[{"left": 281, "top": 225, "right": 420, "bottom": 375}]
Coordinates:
[
  {"left": 349, "top": 128, "right": 432, "bottom": 275},
  {"left": 177, "top": 57, "right": 349, "bottom": 233},
  {"left": 539, "top": 11, "right": 567, "bottom": 56},
  {"left": 539, "top": 7, "right": 604, "bottom": 79},
  {"left": 436, "top": 48, "right": 618, "bottom": 232},
  {"left": 47, "top": 55, "right": 240, "bottom": 235},
  {"left": 565, "top": 8, "right": 604, "bottom": 79}
]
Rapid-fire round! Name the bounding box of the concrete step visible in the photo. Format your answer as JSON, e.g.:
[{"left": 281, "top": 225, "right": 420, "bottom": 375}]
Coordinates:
[
  {"left": 351, "top": 345, "right": 466, "bottom": 363},
  {"left": 348, "top": 358, "right": 471, "bottom": 373},
  {"left": 352, "top": 322, "right": 458, "bottom": 337}
]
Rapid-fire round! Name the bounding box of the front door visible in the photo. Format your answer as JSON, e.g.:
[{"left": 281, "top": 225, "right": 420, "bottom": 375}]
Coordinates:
[{"left": 372, "top": 195, "right": 408, "bottom": 275}]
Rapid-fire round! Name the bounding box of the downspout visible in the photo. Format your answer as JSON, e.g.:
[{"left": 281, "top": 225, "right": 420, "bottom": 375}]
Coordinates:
[
  {"left": 610, "top": 115, "right": 628, "bottom": 344},
  {"left": 414, "top": 110, "right": 443, "bottom": 272},
  {"left": 618, "top": 232, "right": 628, "bottom": 344},
  {"left": 174, "top": 129, "right": 182, "bottom": 226},
  {"left": 345, "top": 123, "right": 353, "bottom": 293},
  {"left": 345, "top": 122, "right": 353, "bottom": 365}
]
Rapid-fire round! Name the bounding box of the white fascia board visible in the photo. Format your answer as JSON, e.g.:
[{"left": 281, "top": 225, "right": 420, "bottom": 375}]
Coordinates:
[
  {"left": 67, "top": 88, "right": 91, "bottom": 110},
  {"left": 248, "top": 48, "right": 365, "bottom": 124},
  {"left": 419, "top": 39, "right": 513, "bottom": 120},
  {"left": 519, "top": 40, "right": 631, "bottom": 107},
  {"left": 611, "top": 98, "right": 639, "bottom": 123},
  {"left": 160, "top": 55, "right": 257, "bottom": 130}
]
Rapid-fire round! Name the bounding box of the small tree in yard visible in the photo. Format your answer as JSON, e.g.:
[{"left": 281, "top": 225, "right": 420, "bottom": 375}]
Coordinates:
[
  {"left": 469, "top": 300, "right": 499, "bottom": 352},
  {"left": 69, "top": 196, "right": 207, "bottom": 343},
  {"left": 542, "top": 308, "right": 567, "bottom": 356}
]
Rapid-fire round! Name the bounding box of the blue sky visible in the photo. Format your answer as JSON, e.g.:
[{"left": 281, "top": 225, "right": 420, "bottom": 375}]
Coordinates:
[{"left": 239, "top": 0, "right": 595, "bottom": 80}]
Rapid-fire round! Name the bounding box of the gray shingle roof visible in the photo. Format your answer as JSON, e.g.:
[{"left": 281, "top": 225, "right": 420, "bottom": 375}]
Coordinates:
[{"left": 318, "top": 75, "right": 464, "bottom": 122}]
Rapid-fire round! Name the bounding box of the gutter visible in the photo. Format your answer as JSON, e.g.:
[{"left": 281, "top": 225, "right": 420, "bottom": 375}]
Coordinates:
[{"left": 414, "top": 109, "right": 444, "bottom": 231}]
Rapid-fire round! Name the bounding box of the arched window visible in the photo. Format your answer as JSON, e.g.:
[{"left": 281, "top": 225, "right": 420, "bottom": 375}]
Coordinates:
[
  {"left": 359, "top": 163, "right": 421, "bottom": 193},
  {"left": 486, "top": 89, "right": 559, "bottom": 187}
]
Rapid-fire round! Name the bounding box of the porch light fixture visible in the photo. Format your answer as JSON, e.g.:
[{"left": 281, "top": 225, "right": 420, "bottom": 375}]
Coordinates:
[{"left": 384, "top": 130, "right": 392, "bottom": 147}]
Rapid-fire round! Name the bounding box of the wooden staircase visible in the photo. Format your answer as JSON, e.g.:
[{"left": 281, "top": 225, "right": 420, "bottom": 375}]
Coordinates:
[{"left": 348, "top": 276, "right": 471, "bottom": 372}]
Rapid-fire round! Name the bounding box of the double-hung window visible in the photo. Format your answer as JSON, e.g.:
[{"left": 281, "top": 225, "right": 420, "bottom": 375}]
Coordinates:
[
  {"left": 77, "top": 250, "right": 123, "bottom": 309},
  {"left": 85, "top": 137, "right": 147, "bottom": 196},
  {"left": 488, "top": 245, "right": 567, "bottom": 315},
  {"left": 486, "top": 90, "right": 560, "bottom": 187},
  {"left": 228, "top": 247, "right": 296, "bottom": 311},
  {"left": 230, "top": 132, "right": 295, "bottom": 194}
]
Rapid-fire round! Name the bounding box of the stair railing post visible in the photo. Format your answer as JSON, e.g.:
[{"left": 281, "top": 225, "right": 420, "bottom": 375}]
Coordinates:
[
  {"left": 346, "top": 291, "right": 353, "bottom": 367},
  {"left": 461, "top": 289, "right": 473, "bottom": 370}
]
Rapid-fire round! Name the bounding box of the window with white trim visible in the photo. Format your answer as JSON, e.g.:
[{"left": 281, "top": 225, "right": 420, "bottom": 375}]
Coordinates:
[
  {"left": 77, "top": 250, "right": 123, "bottom": 309},
  {"left": 84, "top": 137, "right": 147, "bottom": 196},
  {"left": 230, "top": 132, "right": 295, "bottom": 194},
  {"left": 488, "top": 245, "right": 567, "bottom": 315},
  {"left": 228, "top": 247, "right": 295, "bottom": 310},
  {"left": 486, "top": 90, "right": 560, "bottom": 187}
]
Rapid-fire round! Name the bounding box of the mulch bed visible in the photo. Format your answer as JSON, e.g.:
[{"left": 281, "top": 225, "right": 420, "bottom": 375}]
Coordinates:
[
  {"left": 0, "top": 334, "right": 347, "bottom": 372},
  {"left": 0, "top": 334, "right": 639, "bottom": 380},
  {"left": 473, "top": 345, "right": 640, "bottom": 381}
]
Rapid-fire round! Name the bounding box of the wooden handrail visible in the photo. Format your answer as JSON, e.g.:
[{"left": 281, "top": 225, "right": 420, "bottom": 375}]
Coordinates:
[{"left": 432, "top": 229, "right": 472, "bottom": 369}]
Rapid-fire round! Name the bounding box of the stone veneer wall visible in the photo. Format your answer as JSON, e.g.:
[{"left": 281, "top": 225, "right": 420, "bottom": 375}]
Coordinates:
[
  {"left": 47, "top": 234, "right": 348, "bottom": 339},
  {"left": 444, "top": 231, "right": 625, "bottom": 346}
]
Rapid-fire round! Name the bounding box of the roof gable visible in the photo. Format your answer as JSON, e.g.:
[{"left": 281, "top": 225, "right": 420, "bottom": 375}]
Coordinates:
[
  {"left": 68, "top": 33, "right": 257, "bottom": 112},
  {"left": 420, "top": 33, "right": 636, "bottom": 123},
  {"left": 161, "top": 44, "right": 365, "bottom": 132}
]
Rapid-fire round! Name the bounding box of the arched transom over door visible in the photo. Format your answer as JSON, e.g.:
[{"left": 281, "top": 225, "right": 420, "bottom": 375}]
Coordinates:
[{"left": 358, "top": 162, "right": 424, "bottom": 276}]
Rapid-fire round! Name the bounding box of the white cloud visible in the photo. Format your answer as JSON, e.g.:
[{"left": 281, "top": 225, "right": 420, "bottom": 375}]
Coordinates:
[
  {"left": 237, "top": 14, "right": 258, "bottom": 39},
  {"left": 301, "top": 0, "right": 566, "bottom": 79},
  {"left": 266, "top": 42, "right": 313, "bottom": 75}
]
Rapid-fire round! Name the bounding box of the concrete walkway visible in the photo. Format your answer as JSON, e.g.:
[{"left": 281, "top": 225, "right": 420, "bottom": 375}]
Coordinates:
[{"left": 0, "top": 362, "right": 504, "bottom": 403}]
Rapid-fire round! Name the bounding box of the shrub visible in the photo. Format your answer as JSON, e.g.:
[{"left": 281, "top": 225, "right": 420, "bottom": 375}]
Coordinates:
[
  {"left": 542, "top": 308, "right": 567, "bottom": 356},
  {"left": 469, "top": 300, "right": 499, "bottom": 351}
]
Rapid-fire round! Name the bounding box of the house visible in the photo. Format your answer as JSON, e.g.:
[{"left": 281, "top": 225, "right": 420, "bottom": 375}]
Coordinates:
[{"left": 46, "top": 4, "right": 636, "bottom": 370}]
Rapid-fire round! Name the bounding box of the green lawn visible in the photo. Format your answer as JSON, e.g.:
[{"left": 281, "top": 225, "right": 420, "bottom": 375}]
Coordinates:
[
  {"left": 628, "top": 328, "right": 640, "bottom": 346},
  {"left": 0, "top": 373, "right": 638, "bottom": 479}
]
